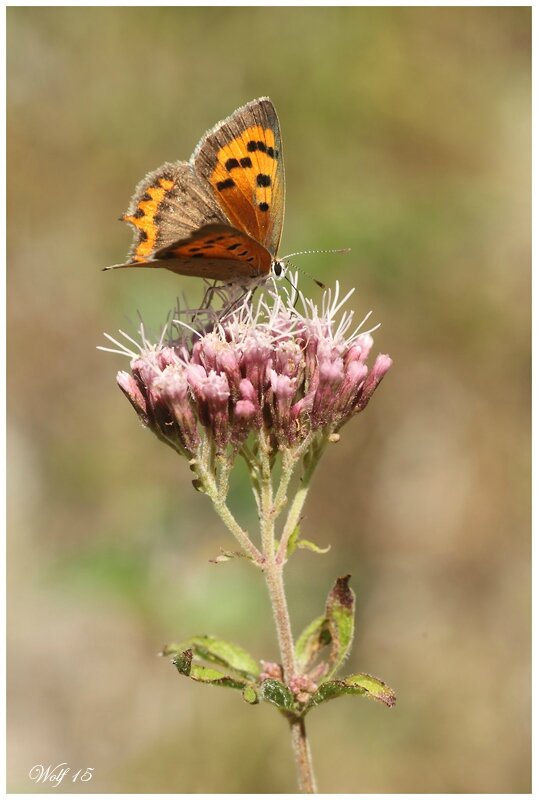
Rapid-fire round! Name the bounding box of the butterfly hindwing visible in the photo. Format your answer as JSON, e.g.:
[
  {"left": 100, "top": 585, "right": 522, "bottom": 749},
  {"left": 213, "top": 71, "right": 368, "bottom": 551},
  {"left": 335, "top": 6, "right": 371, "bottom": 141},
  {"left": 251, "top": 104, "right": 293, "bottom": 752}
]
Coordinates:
[
  {"left": 108, "top": 224, "right": 271, "bottom": 280},
  {"left": 108, "top": 255, "right": 260, "bottom": 281},
  {"left": 193, "top": 97, "right": 285, "bottom": 258},
  {"left": 155, "top": 223, "right": 272, "bottom": 277}
]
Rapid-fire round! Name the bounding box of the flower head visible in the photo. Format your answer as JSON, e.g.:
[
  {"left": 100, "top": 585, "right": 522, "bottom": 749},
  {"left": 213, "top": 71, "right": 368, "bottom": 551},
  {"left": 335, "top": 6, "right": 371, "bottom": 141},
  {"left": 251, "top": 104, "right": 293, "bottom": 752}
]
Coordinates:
[{"left": 101, "top": 279, "right": 392, "bottom": 461}]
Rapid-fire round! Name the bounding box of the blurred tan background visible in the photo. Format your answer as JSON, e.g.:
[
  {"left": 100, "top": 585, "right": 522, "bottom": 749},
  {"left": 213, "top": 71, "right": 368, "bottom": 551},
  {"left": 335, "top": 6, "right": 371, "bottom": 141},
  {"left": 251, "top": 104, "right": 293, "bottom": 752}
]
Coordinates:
[{"left": 7, "top": 6, "right": 530, "bottom": 793}]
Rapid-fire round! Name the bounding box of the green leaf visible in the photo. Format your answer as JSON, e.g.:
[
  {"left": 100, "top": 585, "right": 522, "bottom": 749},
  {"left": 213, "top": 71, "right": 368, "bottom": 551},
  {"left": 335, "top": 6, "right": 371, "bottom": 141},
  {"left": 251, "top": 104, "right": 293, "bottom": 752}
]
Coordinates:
[
  {"left": 308, "top": 673, "right": 396, "bottom": 709},
  {"left": 173, "top": 648, "right": 192, "bottom": 676},
  {"left": 325, "top": 575, "right": 355, "bottom": 677},
  {"left": 286, "top": 526, "right": 301, "bottom": 558},
  {"left": 295, "top": 615, "right": 331, "bottom": 672},
  {"left": 286, "top": 527, "right": 330, "bottom": 558},
  {"left": 242, "top": 685, "right": 259, "bottom": 704},
  {"left": 259, "top": 679, "right": 295, "bottom": 712},
  {"left": 296, "top": 538, "right": 331, "bottom": 555},
  {"left": 163, "top": 635, "right": 260, "bottom": 679},
  {"left": 172, "top": 650, "right": 247, "bottom": 690},
  {"left": 189, "top": 664, "right": 247, "bottom": 689}
]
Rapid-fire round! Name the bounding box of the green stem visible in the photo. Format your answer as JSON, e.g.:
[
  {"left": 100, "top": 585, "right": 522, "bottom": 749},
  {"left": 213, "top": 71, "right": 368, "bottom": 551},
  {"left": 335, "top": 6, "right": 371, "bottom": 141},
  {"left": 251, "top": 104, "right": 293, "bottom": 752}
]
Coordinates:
[
  {"left": 210, "top": 497, "right": 263, "bottom": 565},
  {"left": 273, "top": 449, "right": 296, "bottom": 518},
  {"left": 276, "top": 440, "right": 325, "bottom": 564},
  {"left": 258, "top": 440, "right": 317, "bottom": 793},
  {"left": 197, "top": 454, "right": 262, "bottom": 565}
]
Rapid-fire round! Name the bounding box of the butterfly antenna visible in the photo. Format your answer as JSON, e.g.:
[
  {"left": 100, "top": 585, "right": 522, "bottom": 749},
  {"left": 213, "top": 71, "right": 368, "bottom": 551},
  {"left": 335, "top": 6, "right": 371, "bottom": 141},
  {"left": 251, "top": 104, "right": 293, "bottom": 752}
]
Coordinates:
[
  {"left": 282, "top": 247, "right": 350, "bottom": 290},
  {"left": 284, "top": 271, "right": 300, "bottom": 307},
  {"left": 285, "top": 261, "right": 326, "bottom": 290},
  {"left": 282, "top": 247, "right": 351, "bottom": 260}
]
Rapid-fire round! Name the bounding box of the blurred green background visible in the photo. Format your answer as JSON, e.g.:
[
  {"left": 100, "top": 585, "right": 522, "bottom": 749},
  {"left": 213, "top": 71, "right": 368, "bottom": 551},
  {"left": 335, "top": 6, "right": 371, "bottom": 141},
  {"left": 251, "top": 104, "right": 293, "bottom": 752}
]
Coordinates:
[{"left": 7, "top": 6, "right": 530, "bottom": 793}]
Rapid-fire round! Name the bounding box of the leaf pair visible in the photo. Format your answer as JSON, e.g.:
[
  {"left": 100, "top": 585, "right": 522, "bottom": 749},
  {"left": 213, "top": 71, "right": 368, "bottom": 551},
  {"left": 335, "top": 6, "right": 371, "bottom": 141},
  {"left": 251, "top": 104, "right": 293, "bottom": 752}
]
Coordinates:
[{"left": 164, "top": 577, "right": 396, "bottom": 718}]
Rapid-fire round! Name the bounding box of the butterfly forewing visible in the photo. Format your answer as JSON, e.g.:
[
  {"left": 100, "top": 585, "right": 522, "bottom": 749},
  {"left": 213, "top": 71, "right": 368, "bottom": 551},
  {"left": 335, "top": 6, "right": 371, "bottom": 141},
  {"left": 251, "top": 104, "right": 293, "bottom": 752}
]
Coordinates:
[
  {"left": 122, "top": 162, "right": 227, "bottom": 263},
  {"left": 193, "top": 97, "right": 285, "bottom": 258}
]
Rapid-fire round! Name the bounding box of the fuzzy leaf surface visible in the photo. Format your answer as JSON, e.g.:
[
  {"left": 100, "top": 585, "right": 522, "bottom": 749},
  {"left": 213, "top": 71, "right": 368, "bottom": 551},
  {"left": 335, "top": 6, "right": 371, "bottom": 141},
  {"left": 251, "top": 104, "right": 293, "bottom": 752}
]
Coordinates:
[
  {"left": 325, "top": 575, "right": 355, "bottom": 677},
  {"left": 242, "top": 685, "right": 259, "bottom": 704},
  {"left": 172, "top": 650, "right": 247, "bottom": 690},
  {"left": 294, "top": 615, "right": 331, "bottom": 672},
  {"left": 163, "top": 635, "right": 260, "bottom": 678},
  {"left": 259, "top": 679, "right": 295, "bottom": 712},
  {"left": 308, "top": 673, "right": 396, "bottom": 709}
]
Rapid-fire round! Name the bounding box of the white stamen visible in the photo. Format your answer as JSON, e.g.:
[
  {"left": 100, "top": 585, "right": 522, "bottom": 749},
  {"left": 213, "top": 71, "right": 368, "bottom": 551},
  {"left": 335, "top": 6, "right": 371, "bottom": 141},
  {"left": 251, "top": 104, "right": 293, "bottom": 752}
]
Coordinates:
[
  {"left": 96, "top": 345, "right": 136, "bottom": 357},
  {"left": 118, "top": 328, "right": 146, "bottom": 351},
  {"left": 172, "top": 318, "right": 204, "bottom": 339}
]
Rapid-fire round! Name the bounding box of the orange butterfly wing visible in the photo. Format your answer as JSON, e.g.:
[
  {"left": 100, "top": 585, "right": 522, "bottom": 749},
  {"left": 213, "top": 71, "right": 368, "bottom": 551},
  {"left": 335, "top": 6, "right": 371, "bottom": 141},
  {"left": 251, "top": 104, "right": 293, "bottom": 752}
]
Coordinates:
[
  {"left": 153, "top": 224, "right": 272, "bottom": 279},
  {"left": 109, "top": 98, "right": 284, "bottom": 280},
  {"left": 193, "top": 97, "right": 285, "bottom": 258}
]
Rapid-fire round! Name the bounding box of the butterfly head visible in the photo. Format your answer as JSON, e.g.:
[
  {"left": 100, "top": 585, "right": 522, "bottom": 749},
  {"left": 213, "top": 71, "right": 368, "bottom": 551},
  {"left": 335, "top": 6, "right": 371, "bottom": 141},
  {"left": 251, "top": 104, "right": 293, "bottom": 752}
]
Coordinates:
[{"left": 271, "top": 259, "right": 288, "bottom": 279}]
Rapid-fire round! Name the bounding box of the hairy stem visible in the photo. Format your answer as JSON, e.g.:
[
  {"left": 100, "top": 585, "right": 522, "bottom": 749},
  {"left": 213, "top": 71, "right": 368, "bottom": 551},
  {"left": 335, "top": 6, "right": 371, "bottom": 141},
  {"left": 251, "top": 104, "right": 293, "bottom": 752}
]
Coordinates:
[
  {"left": 273, "top": 449, "right": 296, "bottom": 518},
  {"left": 194, "top": 448, "right": 263, "bottom": 564},
  {"left": 290, "top": 718, "right": 318, "bottom": 794},
  {"left": 259, "top": 441, "right": 317, "bottom": 793},
  {"left": 263, "top": 550, "right": 297, "bottom": 682},
  {"left": 209, "top": 496, "right": 263, "bottom": 565}
]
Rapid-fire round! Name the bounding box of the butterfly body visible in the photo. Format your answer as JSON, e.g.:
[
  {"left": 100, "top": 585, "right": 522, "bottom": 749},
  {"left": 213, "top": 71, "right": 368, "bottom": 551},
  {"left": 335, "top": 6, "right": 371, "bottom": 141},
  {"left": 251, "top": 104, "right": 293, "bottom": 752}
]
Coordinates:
[{"left": 107, "top": 98, "right": 285, "bottom": 282}]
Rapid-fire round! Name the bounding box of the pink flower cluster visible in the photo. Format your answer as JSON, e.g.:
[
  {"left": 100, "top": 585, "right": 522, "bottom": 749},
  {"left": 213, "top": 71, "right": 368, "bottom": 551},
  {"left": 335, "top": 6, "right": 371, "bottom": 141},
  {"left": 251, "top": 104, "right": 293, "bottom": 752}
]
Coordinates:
[
  {"left": 289, "top": 674, "right": 319, "bottom": 704},
  {"left": 259, "top": 661, "right": 284, "bottom": 682},
  {"left": 113, "top": 283, "right": 392, "bottom": 458}
]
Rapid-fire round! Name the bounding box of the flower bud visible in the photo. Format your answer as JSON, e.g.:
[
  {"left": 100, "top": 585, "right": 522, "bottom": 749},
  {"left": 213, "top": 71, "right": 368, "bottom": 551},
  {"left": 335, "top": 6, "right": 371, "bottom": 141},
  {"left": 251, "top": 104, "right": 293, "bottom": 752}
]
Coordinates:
[
  {"left": 355, "top": 354, "right": 393, "bottom": 411},
  {"left": 117, "top": 371, "right": 148, "bottom": 423},
  {"left": 153, "top": 366, "right": 200, "bottom": 453}
]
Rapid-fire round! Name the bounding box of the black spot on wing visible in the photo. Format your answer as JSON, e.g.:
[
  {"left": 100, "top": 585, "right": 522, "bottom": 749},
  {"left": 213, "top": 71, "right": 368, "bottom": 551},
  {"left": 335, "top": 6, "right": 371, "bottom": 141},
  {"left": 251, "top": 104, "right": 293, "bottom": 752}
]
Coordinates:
[
  {"left": 259, "top": 202, "right": 269, "bottom": 212},
  {"left": 216, "top": 178, "right": 235, "bottom": 191},
  {"left": 240, "top": 157, "right": 252, "bottom": 168},
  {"left": 247, "top": 140, "right": 268, "bottom": 154},
  {"left": 225, "top": 158, "right": 239, "bottom": 171},
  {"left": 256, "top": 174, "right": 271, "bottom": 187}
]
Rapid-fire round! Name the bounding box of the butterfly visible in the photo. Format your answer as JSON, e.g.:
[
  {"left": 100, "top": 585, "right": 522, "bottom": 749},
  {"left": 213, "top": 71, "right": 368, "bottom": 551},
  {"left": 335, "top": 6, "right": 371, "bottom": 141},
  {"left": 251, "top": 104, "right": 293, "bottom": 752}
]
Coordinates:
[{"left": 106, "top": 97, "right": 287, "bottom": 282}]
